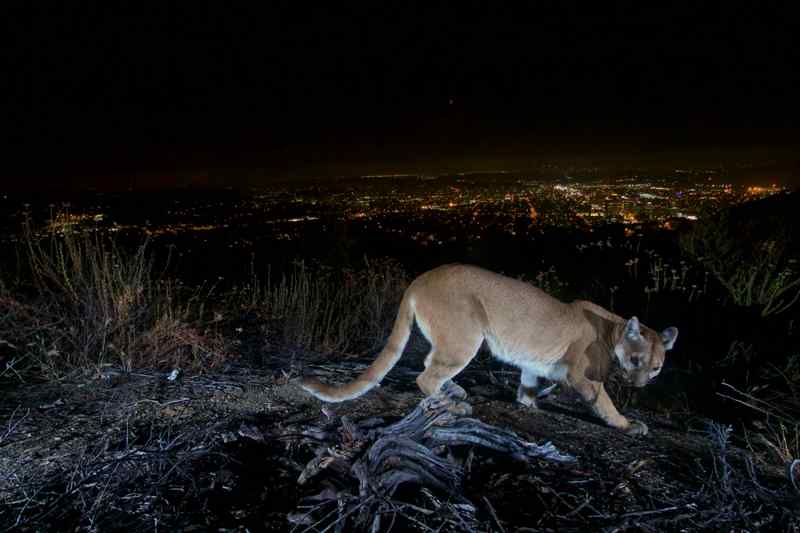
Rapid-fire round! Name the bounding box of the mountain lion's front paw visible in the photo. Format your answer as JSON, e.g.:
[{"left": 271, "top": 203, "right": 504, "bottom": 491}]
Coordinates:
[{"left": 624, "top": 420, "right": 648, "bottom": 436}]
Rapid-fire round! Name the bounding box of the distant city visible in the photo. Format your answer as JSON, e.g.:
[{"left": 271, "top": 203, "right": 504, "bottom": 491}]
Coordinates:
[{"left": 1, "top": 172, "right": 785, "bottom": 245}]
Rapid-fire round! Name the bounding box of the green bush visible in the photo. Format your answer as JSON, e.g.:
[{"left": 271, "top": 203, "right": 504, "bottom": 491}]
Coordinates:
[{"left": 681, "top": 208, "right": 800, "bottom": 316}]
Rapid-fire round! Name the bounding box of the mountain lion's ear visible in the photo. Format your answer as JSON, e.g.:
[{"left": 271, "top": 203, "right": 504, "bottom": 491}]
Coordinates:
[
  {"left": 660, "top": 327, "right": 678, "bottom": 350},
  {"left": 624, "top": 316, "right": 641, "bottom": 340}
]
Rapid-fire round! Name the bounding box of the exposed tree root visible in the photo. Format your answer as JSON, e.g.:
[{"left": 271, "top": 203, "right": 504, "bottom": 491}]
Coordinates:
[{"left": 280, "top": 382, "right": 574, "bottom": 531}]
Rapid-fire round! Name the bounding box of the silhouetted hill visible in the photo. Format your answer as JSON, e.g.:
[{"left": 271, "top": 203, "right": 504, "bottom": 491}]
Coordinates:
[{"left": 728, "top": 190, "right": 799, "bottom": 253}]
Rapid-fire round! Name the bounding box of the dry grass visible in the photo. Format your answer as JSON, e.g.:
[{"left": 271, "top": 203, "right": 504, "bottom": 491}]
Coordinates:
[
  {"left": 0, "top": 215, "right": 230, "bottom": 379},
  {"left": 240, "top": 258, "right": 408, "bottom": 356},
  {"left": 719, "top": 378, "right": 800, "bottom": 480},
  {"left": 0, "top": 215, "right": 407, "bottom": 379},
  {"left": 0, "top": 413, "right": 221, "bottom": 531}
]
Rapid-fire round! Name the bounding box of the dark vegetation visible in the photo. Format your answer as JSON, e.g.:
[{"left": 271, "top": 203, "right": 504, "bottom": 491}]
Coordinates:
[{"left": 1, "top": 193, "right": 799, "bottom": 531}]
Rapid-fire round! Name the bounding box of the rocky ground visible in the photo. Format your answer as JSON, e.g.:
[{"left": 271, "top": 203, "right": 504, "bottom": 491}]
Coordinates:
[{"left": 1, "top": 349, "right": 798, "bottom": 532}]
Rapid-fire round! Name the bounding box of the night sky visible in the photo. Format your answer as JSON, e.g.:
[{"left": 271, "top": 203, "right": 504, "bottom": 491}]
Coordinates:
[{"left": 4, "top": 3, "right": 798, "bottom": 188}]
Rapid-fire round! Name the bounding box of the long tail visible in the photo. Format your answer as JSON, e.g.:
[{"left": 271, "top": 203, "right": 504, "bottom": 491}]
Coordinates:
[{"left": 299, "top": 290, "right": 416, "bottom": 402}]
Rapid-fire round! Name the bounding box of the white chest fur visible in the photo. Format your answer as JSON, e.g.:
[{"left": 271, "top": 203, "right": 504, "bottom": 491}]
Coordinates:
[{"left": 485, "top": 335, "right": 568, "bottom": 382}]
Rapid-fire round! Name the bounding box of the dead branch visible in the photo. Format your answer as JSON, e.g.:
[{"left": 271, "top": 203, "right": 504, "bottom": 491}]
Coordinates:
[{"left": 277, "top": 381, "right": 574, "bottom": 531}]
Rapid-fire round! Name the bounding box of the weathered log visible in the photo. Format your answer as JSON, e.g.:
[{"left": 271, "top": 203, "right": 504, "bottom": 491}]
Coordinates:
[{"left": 280, "top": 381, "right": 574, "bottom": 531}]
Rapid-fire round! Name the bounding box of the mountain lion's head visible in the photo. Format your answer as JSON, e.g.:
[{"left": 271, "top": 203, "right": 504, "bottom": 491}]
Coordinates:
[{"left": 615, "top": 317, "right": 678, "bottom": 387}]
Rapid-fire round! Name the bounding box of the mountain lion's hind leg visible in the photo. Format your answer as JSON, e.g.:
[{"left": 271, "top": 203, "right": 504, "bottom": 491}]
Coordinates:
[
  {"left": 417, "top": 363, "right": 472, "bottom": 416},
  {"left": 439, "top": 379, "right": 468, "bottom": 400},
  {"left": 416, "top": 336, "right": 482, "bottom": 416},
  {"left": 419, "top": 349, "right": 467, "bottom": 400},
  {"left": 416, "top": 361, "right": 469, "bottom": 398}
]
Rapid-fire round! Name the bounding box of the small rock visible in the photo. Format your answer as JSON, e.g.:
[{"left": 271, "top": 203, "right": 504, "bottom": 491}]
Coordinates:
[
  {"left": 40, "top": 399, "right": 64, "bottom": 410},
  {"left": 238, "top": 422, "right": 265, "bottom": 442}
]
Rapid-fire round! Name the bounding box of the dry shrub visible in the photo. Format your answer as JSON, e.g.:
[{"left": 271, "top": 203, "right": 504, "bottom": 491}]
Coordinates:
[
  {"left": 247, "top": 258, "right": 408, "bottom": 356},
  {"left": 139, "top": 313, "right": 231, "bottom": 370},
  {"left": 749, "top": 356, "right": 800, "bottom": 468},
  {"left": 720, "top": 375, "right": 800, "bottom": 476},
  {"left": 0, "top": 295, "right": 43, "bottom": 379},
  {"left": 0, "top": 216, "right": 230, "bottom": 379}
]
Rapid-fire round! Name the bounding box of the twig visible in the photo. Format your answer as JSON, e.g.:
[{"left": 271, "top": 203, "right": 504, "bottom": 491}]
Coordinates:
[
  {"left": 615, "top": 503, "right": 695, "bottom": 519},
  {"left": 1, "top": 405, "right": 30, "bottom": 446},
  {"left": 315, "top": 497, "right": 372, "bottom": 533},
  {"left": 483, "top": 496, "right": 506, "bottom": 533},
  {"left": 561, "top": 496, "right": 592, "bottom": 518},
  {"left": 789, "top": 459, "right": 800, "bottom": 493},
  {"left": 126, "top": 398, "right": 190, "bottom": 409},
  {"left": 381, "top": 502, "right": 439, "bottom": 532},
  {"left": 289, "top": 500, "right": 334, "bottom": 533},
  {"left": 718, "top": 382, "right": 795, "bottom": 422}
]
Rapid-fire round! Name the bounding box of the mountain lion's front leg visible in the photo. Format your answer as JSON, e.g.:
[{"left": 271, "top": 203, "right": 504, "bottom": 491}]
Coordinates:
[
  {"left": 517, "top": 368, "right": 541, "bottom": 408},
  {"left": 571, "top": 378, "right": 648, "bottom": 435}
]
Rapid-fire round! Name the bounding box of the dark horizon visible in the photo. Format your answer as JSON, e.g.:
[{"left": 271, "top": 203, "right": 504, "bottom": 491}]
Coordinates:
[{"left": 4, "top": 4, "right": 798, "bottom": 189}]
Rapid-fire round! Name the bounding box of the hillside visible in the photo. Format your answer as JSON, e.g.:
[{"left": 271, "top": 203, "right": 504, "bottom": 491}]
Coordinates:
[
  {"left": 1, "top": 349, "right": 797, "bottom": 531},
  {"left": 2, "top": 196, "right": 800, "bottom": 530}
]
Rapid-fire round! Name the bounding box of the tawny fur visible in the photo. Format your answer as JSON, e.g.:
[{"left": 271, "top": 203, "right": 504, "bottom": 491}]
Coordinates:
[{"left": 300, "top": 264, "right": 678, "bottom": 435}]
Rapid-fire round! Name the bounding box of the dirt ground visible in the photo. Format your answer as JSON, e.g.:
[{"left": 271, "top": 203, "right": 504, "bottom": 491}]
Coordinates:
[{"left": 1, "top": 353, "right": 798, "bottom": 532}]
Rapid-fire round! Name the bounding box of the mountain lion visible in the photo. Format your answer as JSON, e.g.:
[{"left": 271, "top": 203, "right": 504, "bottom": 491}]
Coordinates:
[{"left": 300, "top": 264, "right": 678, "bottom": 435}]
